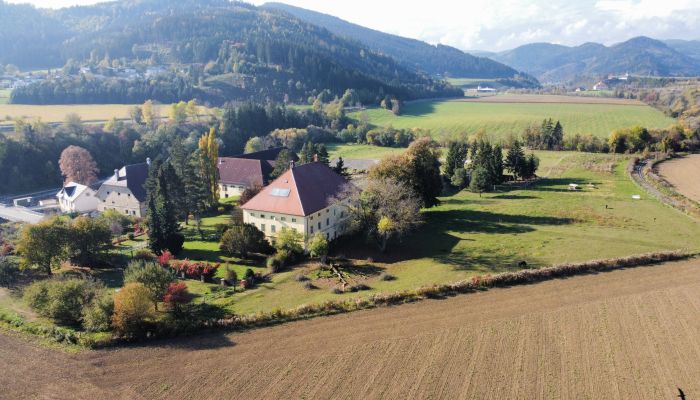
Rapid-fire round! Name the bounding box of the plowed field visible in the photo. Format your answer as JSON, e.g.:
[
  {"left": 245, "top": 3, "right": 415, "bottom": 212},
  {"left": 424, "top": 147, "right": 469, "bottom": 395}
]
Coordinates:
[
  {"left": 658, "top": 154, "right": 700, "bottom": 202},
  {"left": 3, "top": 258, "right": 700, "bottom": 399}
]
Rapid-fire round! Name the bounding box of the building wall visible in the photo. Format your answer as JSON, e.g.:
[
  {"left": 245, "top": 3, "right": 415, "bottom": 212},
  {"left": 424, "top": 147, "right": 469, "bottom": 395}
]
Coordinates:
[
  {"left": 58, "top": 190, "right": 99, "bottom": 213},
  {"left": 219, "top": 183, "right": 246, "bottom": 198},
  {"left": 96, "top": 185, "right": 145, "bottom": 217},
  {"left": 243, "top": 200, "right": 351, "bottom": 248}
]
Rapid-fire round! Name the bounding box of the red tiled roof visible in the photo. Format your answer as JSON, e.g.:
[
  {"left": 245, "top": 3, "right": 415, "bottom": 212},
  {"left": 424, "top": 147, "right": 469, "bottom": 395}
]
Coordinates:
[
  {"left": 217, "top": 158, "right": 274, "bottom": 187},
  {"left": 241, "top": 162, "right": 349, "bottom": 216}
]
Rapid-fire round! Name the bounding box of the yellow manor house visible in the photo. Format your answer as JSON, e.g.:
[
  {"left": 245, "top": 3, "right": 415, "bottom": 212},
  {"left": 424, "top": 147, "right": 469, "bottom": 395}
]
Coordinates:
[{"left": 241, "top": 161, "right": 352, "bottom": 247}]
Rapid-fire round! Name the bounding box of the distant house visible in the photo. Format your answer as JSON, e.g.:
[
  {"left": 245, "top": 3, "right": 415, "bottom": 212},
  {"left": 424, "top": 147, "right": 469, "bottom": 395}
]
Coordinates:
[
  {"left": 241, "top": 162, "right": 352, "bottom": 246},
  {"left": 217, "top": 147, "right": 297, "bottom": 198},
  {"left": 574, "top": 87, "right": 586, "bottom": 92},
  {"left": 56, "top": 182, "right": 99, "bottom": 214},
  {"left": 476, "top": 85, "right": 497, "bottom": 93},
  {"left": 593, "top": 81, "right": 609, "bottom": 91},
  {"left": 96, "top": 159, "right": 150, "bottom": 217}
]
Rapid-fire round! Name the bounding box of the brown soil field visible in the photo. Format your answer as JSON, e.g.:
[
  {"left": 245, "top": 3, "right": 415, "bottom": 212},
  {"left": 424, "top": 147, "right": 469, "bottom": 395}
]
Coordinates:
[
  {"left": 452, "top": 94, "right": 646, "bottom": 105},
  {"left": 3, "top": 259, "right": 700, "bottom": 399},
  {"left": 658, "top": 154, "right": 700, "bottom": 202}
]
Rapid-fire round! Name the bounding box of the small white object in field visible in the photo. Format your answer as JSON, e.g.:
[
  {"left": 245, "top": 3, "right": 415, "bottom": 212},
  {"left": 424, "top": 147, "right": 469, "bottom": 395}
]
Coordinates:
[
  {"left": 568, "top": 183, "right": 579, "bottom": 190},
  {"left": 632, "top": 195, "right": 641, "bottom": 200}
]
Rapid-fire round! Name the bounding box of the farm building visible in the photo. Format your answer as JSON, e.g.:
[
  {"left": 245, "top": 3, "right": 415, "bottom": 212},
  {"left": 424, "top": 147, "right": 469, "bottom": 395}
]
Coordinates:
[
  {"left": 96, "top": 159, "right": 150, "bottom": 217},
  {"left": 217, "top": 147, "right": 297, "bottom": 198},
  {"left": 593, "top": 81, "right": 609, "bottom": 91},
  {"left": 56, "top": 182, "right": 99, "bottom": 213},
  {"left": 241, "top": 161, "right": 352, "bottom": 247},
  {"left": 476, "top": 85, "right": 496, "bottom": 93}
]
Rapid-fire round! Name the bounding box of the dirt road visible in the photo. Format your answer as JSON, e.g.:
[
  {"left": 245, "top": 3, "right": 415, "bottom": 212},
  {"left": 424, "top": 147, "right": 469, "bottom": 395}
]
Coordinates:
[{"left": 3, "top": 259, "right": 700, "bottom": 399}]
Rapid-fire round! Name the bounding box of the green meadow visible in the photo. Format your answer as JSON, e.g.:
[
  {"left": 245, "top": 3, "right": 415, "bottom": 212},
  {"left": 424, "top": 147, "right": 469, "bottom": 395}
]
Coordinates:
[{"left": 349, "top": 100, "right": 675, "bottom": 141}]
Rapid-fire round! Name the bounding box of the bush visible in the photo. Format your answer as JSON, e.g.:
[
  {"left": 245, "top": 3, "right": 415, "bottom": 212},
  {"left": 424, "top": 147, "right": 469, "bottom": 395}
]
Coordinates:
[
  {"left": 157, "top": 250, "right": 175, "bottom": 267},
  {"left": 133, "top": 249, "right": 156, "bottom": 262},
  {"left": 294, "top": 274, "right": 309, "bottom": 282},
  {"left": 219, "top": 224, "right": 271, "bottom": 258},
  {"left": 23, "top": 278, "right": 104, "bottom": 327},
  {"left": 170, "top": 260, "right": 219, "bottom": 280},
  {"left": 379, "top": 272, "right": 396, "bottom": 281},
  {"left": 224, "top": 266, "right": 238, "bottom": 285},
  {"left": 303, "top": 281, "right": 316, "bottom": 290},
  {"left": 112, "top": 282, "right": 155, "bottom": 338},
  {"left": 127, "top": 233, "right": 135, "bottom": 240},
  {"left": 267, "top": 249, "right": 293, "bottom": 273},
  {"left": 82, "top": 292, "right": 114, "bottom": 332},
  {"left": 330, "top": 287, "right": 343, "bottom": 295},
  {"left": 348, "top": 283, "right": 370, "bottom": 292},
  {"left": 124, "top": 261, "right": 175, "bottom": 307},
  {"left": 0, "top": 257, "right": 19, "bottom": 286}
]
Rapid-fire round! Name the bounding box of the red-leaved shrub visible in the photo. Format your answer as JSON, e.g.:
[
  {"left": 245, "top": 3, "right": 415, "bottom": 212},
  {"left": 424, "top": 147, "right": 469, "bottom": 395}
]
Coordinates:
[{"left": 163, "top": 282, "right": 190, "bottom": 305}]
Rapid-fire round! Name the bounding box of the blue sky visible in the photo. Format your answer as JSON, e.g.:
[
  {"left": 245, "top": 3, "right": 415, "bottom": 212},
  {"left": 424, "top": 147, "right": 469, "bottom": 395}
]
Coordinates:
[{"left": 6, "top": 0, "right": 700, "bottom": 51}]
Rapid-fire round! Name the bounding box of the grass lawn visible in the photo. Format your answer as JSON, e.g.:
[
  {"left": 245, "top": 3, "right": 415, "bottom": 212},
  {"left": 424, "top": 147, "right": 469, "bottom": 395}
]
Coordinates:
[
  {"left": 326, "top": 143, "right": 406, "bottom": 160},
  {"left": 349, "top": 99, "right": 675, "bottom": 141},
  {"left": 0, "top": 89, "right": 10, "bottom": 105},
  {"left": 220, "top": 151, "right": 700, "bottom": 314}
]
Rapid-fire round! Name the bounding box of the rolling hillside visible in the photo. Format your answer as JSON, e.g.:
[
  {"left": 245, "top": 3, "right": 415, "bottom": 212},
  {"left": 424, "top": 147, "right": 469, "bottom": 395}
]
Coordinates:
[
  {"left": 1, "top": 0, "right": 461, "bottom": 105},
  {"left": 491, "top": 36, "right": 700, "bottom": 82},
  {"left": 262, "top": 2, "right": 538, "bottom": 87}
]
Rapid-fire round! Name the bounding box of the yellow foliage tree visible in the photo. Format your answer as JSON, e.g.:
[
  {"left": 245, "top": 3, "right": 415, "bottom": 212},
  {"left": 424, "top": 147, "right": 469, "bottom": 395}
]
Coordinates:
[
  {"left": 112, "top": 282, "right": 155, "bottom": 337},
  {"left": 198, "top": 127, "right": 220, "bottom": 204}
]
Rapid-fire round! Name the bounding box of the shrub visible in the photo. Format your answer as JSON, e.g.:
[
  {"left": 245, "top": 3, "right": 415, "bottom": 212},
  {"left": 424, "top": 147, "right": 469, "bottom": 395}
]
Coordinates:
[
  {"left": 163, "top": 282, "right": 190, "bottom": 315},
  {"left": 219, "top": 224, "right": 270, "bottom": 258},
  {"left": 330, "top": 287, "right": 343, "bottom": 295},
  {"left": 124, "top": 261, "right": 175, "bottom": 308},
  {"left": 267, "top": 249, "right": 292, "bottom": 273},
  {"left": 274, "top": 229, "right": 304, "bottom": 257},
  {"left": 348, "top": 283, "right": 370, "bottom": 292},
  {"left": 225, "top": 266, "right": 238, "bottom": 285},
  {"left": 0, "top": 257, "right": 19, "bottom": 286},
  {"left": 112, "top": 282, "right": 155, "bottom": 338},
  {"left": 170, "top": 260, "right": 219, "bottom": 280},
  {"left": 308, "top": 233, "right": 329, "bottom": 263},
  {"left": 127, "top": 233, "right": 135, "bottom": 240},
  {"left": 82, "top": 292, "right": 114, "bottom": 332},
  {"left": 23, "top": 278, "right": 104, "bottom": 327},
  {"left": 133, "top": 249, "right": 156, "bottom": 262},
  {"left": 303, "top": 281, "right": 316, "bottom": 290},
  {"left": 157, "top": 250, "right": 175, "bottom": 267},
  {"left": 295, "top": 274, "right": 309, "bottom": 282},
  {"left": 379, "top": 272, "right": 396, "bottom": 281}
]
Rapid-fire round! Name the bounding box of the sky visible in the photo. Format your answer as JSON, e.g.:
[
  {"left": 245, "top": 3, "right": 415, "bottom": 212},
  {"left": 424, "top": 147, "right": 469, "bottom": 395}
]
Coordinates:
[{"left": 6, "top": 0, "right": 700, "bottom": 51}]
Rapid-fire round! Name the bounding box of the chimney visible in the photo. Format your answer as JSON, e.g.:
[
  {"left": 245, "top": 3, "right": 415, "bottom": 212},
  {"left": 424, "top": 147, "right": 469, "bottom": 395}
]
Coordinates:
[
  {"left": 313, "top": 154, "right": 319, "bottom": 163},
  {"left": 114, "top": 169, "right": 119, "bottom": 179},
  {"left": 146, "top": 157, "right": 151, "bottom": 166},
  {"left": 289, "top": 160, "right": 296, "bottom": 169}
]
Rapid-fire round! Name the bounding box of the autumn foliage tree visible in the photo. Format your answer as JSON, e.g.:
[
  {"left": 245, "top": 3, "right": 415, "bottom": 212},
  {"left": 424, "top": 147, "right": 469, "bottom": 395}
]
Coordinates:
[
  {"left": 112, "top": 282, "right": 155, "bottom": 338},
  {"left": 58, "top": 145, "right": 98, "bottom": 185},
  {"left": 198, "top": 127, "right": 220, "bottom": 205}
]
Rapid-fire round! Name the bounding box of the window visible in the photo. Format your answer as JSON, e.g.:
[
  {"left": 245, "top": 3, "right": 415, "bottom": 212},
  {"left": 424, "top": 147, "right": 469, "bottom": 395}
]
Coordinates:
[
  {"left": 291, "top": 218, "right": 296, "bottom": 222},
  {"left": 326, "top": 209, "right": 329, "bottom": 213},
  {"left": 317, "top": 222, "right": 321, "bottom": 230},
  {"left": 127, "top": 194, "right": 131, "bottom": 197},
  {"left": 341, "top": 211, "right": 345, "bottom": 218},
  {"left": 326, "top": 218, "right": 329, "bottom": 227},
  {"left": 317, "top": 213, "right": 321, "bottom": 217},
  {"left": 310, "top": 226, "right": 314, "bottom": 234},
  {"left": 326, "top": 233, "right": 329, "bottom": 240},
  {"left": 117, "top": 192, "right": 120, "bottom": 196},
  {"left": 260, "top": 214, "right": 265, "bottom": 219},
  {"left": 270, "top": 188, "right": 291, "bottom": 197},
  {"left": 251, "top": 213, "right": 255, "bottom": 217},
  {"left": 281, "top": 217, "right": 286, "bottom": 221},
  {"left": 333, "top": 209, "right": 336, "bottom": 216},
  {"left": 261, "top": 224, "right": 266, "bottom": 232},
  {"left": 310, "top": 216, "right": 313, "bottom": 220},
  {"left": 271, "top": 225, "right": 276, "bottom": 233}
]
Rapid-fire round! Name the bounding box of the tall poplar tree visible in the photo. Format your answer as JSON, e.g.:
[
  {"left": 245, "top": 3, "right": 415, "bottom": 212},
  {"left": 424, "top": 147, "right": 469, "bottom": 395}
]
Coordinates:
[{"left": 198, "top": 127, "right": 220, "bottom": 205}]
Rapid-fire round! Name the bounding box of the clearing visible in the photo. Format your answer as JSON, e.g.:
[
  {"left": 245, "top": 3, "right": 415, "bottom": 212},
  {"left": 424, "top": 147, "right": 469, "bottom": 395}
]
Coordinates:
[
  {"left": 657, "top": 154, "right": 700, "bottom": 203},
  {"left": 2, "top": 258, "right": 700, "bottom": 399},
  {"left": 350, "top": 96, "right": 674, "bottom": 140}
]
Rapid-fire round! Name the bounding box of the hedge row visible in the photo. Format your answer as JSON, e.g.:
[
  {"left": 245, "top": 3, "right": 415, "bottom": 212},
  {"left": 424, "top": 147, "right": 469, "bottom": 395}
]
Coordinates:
[{"left": 208, "top": 250, "right": 693, "bottom": 332}]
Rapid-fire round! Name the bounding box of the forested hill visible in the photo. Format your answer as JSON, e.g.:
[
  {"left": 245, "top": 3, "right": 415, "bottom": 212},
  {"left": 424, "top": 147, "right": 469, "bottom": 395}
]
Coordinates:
[
  {"left": 262, "top": 2, "right": 537, "bottom": 86},
  {"left": 2, "top": 0, "right": 462, "bottom": 105},
  {"left": 491, "top": 37, "right": 700, "bottom": 83}
]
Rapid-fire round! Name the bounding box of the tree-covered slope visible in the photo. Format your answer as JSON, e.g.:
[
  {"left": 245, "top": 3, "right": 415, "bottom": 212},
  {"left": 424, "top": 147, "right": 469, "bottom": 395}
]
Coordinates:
[
  {"left": 262, "top": 1, "right": 537, "bottom": 85},
  {"left": 2, "top": 0, "right": 461, "bottom": 105}
]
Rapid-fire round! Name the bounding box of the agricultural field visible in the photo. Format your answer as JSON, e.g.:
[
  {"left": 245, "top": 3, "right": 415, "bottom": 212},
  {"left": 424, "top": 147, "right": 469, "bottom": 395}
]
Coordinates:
[
  {"left": 0, "top": 103, "right": 215, "bottom": 126},
  {"left": 175, "top": 151, "right": 700, "bottom": 315},
  {"left": 3, "top": 257, "right": 700, "bottom": 399},
  {"left": 349, "top": 95, "right": 675, "bottom": 140},
  {"left": 658, "top": 154, "right": 700, "bottom": 203},
  {"left": 0, "top": 89, "right": 10, "bottom": 105},
  {"left": 326, "top": 143, "right": 406, "bottom": 160}
]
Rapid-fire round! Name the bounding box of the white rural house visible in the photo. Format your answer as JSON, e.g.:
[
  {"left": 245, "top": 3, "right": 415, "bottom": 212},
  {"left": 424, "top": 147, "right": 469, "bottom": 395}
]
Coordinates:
[
  {"left": 240, "top": 162, "right": 352, "bottom": 247},
  {"left": 96, "top": 160, "right": 150, "bottom": 217},
  {"left": 56, "top": 182, "right": 99, "bottom": 213}
]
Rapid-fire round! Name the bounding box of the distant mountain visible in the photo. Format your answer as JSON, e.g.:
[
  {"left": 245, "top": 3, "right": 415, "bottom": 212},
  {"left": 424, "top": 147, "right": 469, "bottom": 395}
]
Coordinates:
[
  {"left": 262, "top": 2, "right": 538, "bottom": 86},
  {"left": 490, "top": 36, "right": 700, "bottom": 83},
  {"left": 1, "top": 0, "right": 461, "bottom": 105},
  {"left": 664, "top": 39, "right": 700, "bottom": 62}
]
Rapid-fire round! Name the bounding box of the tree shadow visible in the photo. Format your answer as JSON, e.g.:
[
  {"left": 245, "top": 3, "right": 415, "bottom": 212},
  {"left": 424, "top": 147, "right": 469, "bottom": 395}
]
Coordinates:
[
  {"left": 491, "top": 194, "right": 541, "bottom": 200},
  {"left": 526, "top": 177, "right": 592, "bottom": 193},
  {"left": 178, "top": 248, "right": 225, "bottom": 263},
  {"left": 397, "top": 101, "right": 437, "bottom": 117}
]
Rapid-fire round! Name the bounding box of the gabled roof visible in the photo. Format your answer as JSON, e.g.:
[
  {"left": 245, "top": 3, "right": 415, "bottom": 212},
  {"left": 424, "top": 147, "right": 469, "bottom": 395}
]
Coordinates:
[
  {"left": 241, "top": 162, "right": 349, "bottom": 217},
  {"left": 218, "top": 158, "right": 274, "bottom": 187},
  {"left": 100, "top": 162, "right": 149, "bottom": 202},
  {"left": 57, "top": 182, "right": 93, "bottom": 201}
]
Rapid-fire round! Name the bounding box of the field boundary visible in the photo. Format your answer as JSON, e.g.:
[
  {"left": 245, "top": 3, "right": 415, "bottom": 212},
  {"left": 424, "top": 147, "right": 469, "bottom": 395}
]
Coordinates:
[{"left": 630, "top": 155, "right": 700, "bottom": 219}]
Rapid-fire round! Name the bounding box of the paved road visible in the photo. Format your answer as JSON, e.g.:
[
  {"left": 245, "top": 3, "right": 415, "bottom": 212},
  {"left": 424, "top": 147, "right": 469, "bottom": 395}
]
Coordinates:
[{"left": 0, "top": 204, "right": 45, "bottom": 224}]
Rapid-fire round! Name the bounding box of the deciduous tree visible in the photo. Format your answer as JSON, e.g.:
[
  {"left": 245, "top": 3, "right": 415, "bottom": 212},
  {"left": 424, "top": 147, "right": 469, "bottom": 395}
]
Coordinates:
[{"left": 59, "top": 145, "right": 98, "bottom": 185}]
